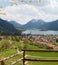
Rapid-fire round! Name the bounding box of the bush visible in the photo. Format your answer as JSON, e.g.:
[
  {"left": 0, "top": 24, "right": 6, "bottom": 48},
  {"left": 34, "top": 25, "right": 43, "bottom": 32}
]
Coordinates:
[
  {"left": 15, "top": 36, "right": 19, "bottom": 42},
  {"left": 0, "top": 39, "right": 12, "bottom": 50},
  {"left": 11, "top": 36, "right": 20, "bottom": 42},
  {"left": 22, "top": 38, "right": 28, "bottom": 43},
  {"left": 11, "top": 36, "right": 15, "bottom": 41},
  {"left": 23, "top": 44, "right": 28, "bottom": 50}
]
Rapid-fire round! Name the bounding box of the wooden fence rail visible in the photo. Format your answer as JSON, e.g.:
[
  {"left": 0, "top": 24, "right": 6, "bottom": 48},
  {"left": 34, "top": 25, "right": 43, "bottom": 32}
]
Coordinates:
[
  {"left": 22, "top": 50, "right": 58, "bottom": 65},
  {"left": 10, "top": 55, "right": 27, "bottom": 65},
  {"left": 0, "top": 50, "right": 58, "bottom": 65},
  {"left": 0, "top": 52, "right": 23, "bottom": 65}
]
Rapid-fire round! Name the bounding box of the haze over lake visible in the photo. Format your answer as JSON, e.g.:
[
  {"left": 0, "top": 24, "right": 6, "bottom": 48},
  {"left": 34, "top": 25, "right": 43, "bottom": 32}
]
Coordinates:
[{"left": 22, "top": 29, "right": 58, "bottom": 35}]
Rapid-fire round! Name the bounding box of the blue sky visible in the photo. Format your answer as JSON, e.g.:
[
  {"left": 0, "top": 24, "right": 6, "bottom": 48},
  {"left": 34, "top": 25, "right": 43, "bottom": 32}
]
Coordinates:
[
  {"left": 0, "top": 0, "right": 58, "bottom": 24},
  {"left": 0, "top": 0, "right": 10, "bottom": 7}
]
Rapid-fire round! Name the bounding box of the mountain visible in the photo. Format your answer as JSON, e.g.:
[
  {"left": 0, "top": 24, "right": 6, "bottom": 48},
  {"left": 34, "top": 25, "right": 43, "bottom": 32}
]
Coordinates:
[
  {"left": 23, "top": 19, "right": 58, "bottom": 30},
  {"left": 10, "top": 19, "right": 45, "bottom": 29},
  {"left": 41, "top": 20, "right": 58, "bottom": 30},
  {"left": 10, "top": 21, "right": 22, "bottom": 28},
  {"left": 10, "top": 21, "right": 25, "bottom": 31},
  {"left": 22, "top": 19, "right": 45, "bottom": 29},
  {"left": 0, "top": 18, "right": 21, "bottom": 35},
  {"left": 9, "top": 19, "right": 58, "bottom": 31}
]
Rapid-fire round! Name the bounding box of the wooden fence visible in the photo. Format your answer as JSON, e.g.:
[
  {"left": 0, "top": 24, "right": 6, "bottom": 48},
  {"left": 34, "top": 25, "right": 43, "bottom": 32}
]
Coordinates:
[
  {"left": 22, "top": 50, "right": 58, "bottom": 65},
  {"left": 0, "top": 50, "right": 58, "bottom": 65},
  {"left": 0, "top": 52, "right": 23, "bottom": 65}
]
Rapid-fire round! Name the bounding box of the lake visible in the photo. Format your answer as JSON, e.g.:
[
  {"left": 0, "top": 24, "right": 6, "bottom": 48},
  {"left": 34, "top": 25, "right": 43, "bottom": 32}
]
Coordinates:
[{"left": 22, "top": 29, "right": 58, "bottom": 35}]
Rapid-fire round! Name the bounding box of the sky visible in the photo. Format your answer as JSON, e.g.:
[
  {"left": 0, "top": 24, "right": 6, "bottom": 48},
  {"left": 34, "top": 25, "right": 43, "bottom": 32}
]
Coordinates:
[{"left": 0, "top": 0, "right": 58, "bottom": 24}]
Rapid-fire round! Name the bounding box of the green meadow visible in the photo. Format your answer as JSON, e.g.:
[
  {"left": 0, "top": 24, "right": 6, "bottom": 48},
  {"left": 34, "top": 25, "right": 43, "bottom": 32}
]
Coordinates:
[{"left": 0, "top": 36, "right": 58, "bottom": 65}]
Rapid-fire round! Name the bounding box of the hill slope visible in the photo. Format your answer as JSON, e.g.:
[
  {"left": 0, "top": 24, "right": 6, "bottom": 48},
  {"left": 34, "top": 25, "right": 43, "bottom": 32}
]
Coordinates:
[
  {"left": 41, "top": 20, "right": 58, "bottom": 30},
  {"left": 10, "top": 21, "right": 22, "bottom": 28},
  {"left": 0, "top": 18, "right": 21, "bottom": 35}
]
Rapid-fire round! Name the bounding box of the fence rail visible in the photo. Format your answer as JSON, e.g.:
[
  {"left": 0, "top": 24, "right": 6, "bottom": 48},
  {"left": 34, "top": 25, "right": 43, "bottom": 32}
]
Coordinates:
[
  {"left": 22, "top": 49, "right": 58, "bottom": 52},
  {"left": 22, "top": 50, "right": 58, "bottom": 65},
  {"left": 0, "top": 50, "right": 58, "bottom": 65},
  {"left": 0, "top": 52, "right": 23, "bottom": 65}
]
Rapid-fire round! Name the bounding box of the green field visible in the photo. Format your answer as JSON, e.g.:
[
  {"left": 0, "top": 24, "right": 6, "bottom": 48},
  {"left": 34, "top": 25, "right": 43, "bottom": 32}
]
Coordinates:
[
  {"left": 0, "top": 36, "right": 58, "bottom": 65},
  {"left": 27, "top": 62, "right": 58, "bottom": 65}
]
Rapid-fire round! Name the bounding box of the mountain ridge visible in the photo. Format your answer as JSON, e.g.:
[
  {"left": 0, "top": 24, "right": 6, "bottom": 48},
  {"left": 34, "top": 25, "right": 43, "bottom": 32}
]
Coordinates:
[
  {"left": 7, "top": 19, "right": 58, "bottom": 30},
  {"left": 0, "top": 18, "right": 21, "bottom": 35},
  {"left": 41, "top": 19, "right": 58, "bottom": 30}
]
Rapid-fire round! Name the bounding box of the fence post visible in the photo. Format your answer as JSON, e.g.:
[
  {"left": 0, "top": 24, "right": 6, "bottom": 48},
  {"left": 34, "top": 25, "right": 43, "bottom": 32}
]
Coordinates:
[
  {"left": 23, "top": 50, "right": 25, "bottom": 65},
  {"left": 1, "top": 60, "right": 5, "bottom": 65}
]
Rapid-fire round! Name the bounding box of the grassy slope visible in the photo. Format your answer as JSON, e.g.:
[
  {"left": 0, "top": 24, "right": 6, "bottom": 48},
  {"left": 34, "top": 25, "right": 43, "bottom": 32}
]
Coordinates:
[{"left": 0, "top": 37, "right": 58, "bottom": 65}]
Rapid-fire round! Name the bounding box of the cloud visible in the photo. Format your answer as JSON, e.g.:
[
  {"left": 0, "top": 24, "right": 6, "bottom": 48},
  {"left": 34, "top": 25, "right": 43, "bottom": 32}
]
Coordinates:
[
  {"left": 40, "top": 0, "right": 58, "bottom": 15},
  {"left": 0, "top": 4, "right": 41, "bottom": 24},
  {"left": 0, "top": 0, "right": 58, "bottom": 24}
]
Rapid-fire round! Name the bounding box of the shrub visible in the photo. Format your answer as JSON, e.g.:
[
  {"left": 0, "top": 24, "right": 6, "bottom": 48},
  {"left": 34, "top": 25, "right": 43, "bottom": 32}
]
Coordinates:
[
  {"left": 11, "top": 36, "right": 15, "bottom": 41},
  {"left": 0, "top": 39, "right": 12, "bottom": 50},
  {"left": 15, "top": 36, "right": 19, "bottom": 42},
  {"left": 22, "top": 38, "right": 28, "bottom": 43}
]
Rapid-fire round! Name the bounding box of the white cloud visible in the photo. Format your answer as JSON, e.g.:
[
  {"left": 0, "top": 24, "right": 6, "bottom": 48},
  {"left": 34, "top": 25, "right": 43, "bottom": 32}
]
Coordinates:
[
  {"left": 0, "top": 0, "right": 58, "bottom": 24},
  {"left": 0, "top": 4, "right": 41, "bottom": 24},
  {"left": 40, "top": 0, "right": 58, "bottom": 15}
]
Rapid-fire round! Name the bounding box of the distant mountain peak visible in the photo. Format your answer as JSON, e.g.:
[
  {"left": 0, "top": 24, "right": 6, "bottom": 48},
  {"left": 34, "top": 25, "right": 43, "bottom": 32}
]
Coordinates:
[
  {"left": 30, "top": 19, "right": 45, "bottom": 23},
  {"left": 55, "top": 19, "right": 58, "bottom": 22},
  {"left": 30, "top": 19, "right": 38, "bottom": 22},
  {"left": 22, "top": 19, "right": 46, "bottom": 29},
  {"left": 7, "top": 19, "right": 58, "bottom": 30},
  {"left": 10, "top": 21, "right": 22, "bottom": 28}
]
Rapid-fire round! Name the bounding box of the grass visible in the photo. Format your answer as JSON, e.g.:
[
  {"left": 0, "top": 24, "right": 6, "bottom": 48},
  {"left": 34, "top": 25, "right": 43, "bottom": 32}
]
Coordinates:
[
  {"left": 4, "top": 54, "right": 22, "bottom": 65},
  {"left": 27, "top": 52, "right": 58, "bottom": 57},
  {"left": 0, "top": 36, "right": 58, "bottom": 65},
  {"left": 27, "top": 62, "right": 58, "bottom": 65},
  {"left": 26, "top": 52, "right": 58, "bottom": 65},
  {"left": 0, "top": 47, "right": 22, "bottom": 65},
  {"left": 0, "top": 48, "right": 17, "bottom": 59}
]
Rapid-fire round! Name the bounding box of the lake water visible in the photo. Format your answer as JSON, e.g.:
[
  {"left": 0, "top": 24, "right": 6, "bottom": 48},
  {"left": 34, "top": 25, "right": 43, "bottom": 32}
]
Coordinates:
[{"left": 22, "top": 29, "right": 58, "bottom": 35}]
